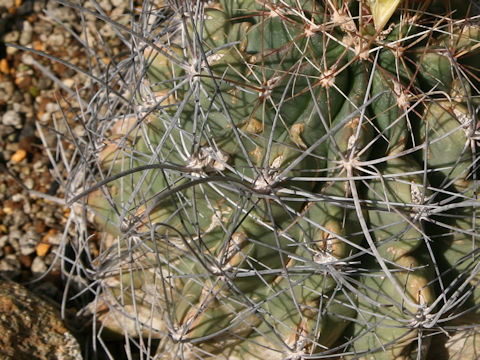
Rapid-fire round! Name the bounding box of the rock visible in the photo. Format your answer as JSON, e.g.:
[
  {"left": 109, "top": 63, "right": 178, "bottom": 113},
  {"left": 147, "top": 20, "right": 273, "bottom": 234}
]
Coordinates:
[
  {"left": 0, "top": 235, "right": 8, "bottom": 248},
  {"left": 11, "top": 193, "right": 24, "bottom": 202},
  {"left": 44, "top": 1, "right": 78, "bottom": 23},
  {"left": 62, "top": 77, "right": 75, "bottom": 89},
  {"left": 31, "top": 281, "right": 60, "bottom": 300},
  {"left": 0, "top": 254, "right": 21, "bottom": 279},
  {"left": 19, "top": 21, "right": 33, "bottom": 46},
  {"left": 12, "top": 210, "right": 28, "bottom": 229},
  {"left": 31, "top": 256, "right": 47, "bottom": 274},
  {"left": 10, "top": 149, "right": 27, "bottom": 163},
  {"left": 7, "top": 229, "right": 22, "bottom": 250},
  {"left": 0, "top": 81, "right": 15, "bottom": 103},
  {"left": 2, "top": 110, "right": 22, "bottom": 128},
  {"left": 99, "top": 23, "right": 116, "bottom": 38},
  {"left": 0, "top": 279, "right": 83, "bottom": 360},
  {"left": 1, "top": 0, "right": 14, "bottom": 9},
  {"left": 97, "top": 0, "right": 112, "bottom": 13},
  {"left": 0, "top": 124, "right": 15, "bottom": 138},
  {"left": 19, "top": 229, "right": 40, "bottom": 256},
  {"left": 111, "top": 0, "right": 127, "bottom": 10},
  {"left": 3, "top": 30, "right": 19, "bottom": 43},
  {"left": 47, "top": 32, "right": 65, "bottom": 48},
  {"left": 24, "top": 177, "right": 34, "bottom": 190},
  {"left": 0, "top": 235, "right": 7, "bottom": 257}
]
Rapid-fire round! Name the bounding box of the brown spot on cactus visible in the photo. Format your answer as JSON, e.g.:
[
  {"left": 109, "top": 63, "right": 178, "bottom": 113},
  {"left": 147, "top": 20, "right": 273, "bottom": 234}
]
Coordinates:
[
  {"left": 243, "top": 117, "right": 263, "bottom": 134},
  {"left": 290, "top": 123, "right": 306, "bottom": 149}
]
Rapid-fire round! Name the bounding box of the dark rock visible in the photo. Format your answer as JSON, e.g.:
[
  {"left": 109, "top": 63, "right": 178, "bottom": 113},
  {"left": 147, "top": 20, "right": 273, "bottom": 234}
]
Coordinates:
[{"left": 0, "top": 278, "right": 82, "bottom": 359}]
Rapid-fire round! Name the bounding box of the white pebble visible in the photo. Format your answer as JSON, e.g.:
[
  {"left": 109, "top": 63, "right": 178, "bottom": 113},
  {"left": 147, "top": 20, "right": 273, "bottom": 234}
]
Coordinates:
[
  {"left": 45, "top": 102, "right": 60, "bottom": 113},
  {"left": 31, "top": 256, "right": 48, "bottom": 274},
  {"left": 47, "top": 33, "right": 65, "bottom": 47},
  {"left": 2, "top": 110, "right": 22, "bottom": 128},
  {"left": 0, "top": 254, "right": 21, "bottom": 277},
  {"left": 11, "top": 193, "right": 24, "bottom": 202},
  {"left": 111, "top": 0, "right": 126, "bottom": 9},
  {"left": 19, "top": 21, "right": 33, "bottom": 46},
  {"left": 62, "top": 78, "right": 75, "bottom": 88},
  {"left": 2, "top": 0, "right": 14, "bottom": 9}
]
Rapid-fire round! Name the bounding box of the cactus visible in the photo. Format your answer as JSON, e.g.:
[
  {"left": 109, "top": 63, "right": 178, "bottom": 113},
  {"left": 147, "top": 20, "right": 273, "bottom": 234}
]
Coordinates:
[{"left": 48, "top": 0, "right": 480, "bottom": 359}]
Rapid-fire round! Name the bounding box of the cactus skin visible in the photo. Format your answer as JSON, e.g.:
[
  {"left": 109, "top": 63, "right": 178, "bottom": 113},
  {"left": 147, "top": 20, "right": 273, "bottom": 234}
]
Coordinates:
[
  {"left": 346, "top": 255, "right": 435, "bottom": 360},
  {"left": 366, "top": 156, "right": 431, "bottom": 262},
  {"left": 61, "top": 0, "right": 480, "bottom": 359}
]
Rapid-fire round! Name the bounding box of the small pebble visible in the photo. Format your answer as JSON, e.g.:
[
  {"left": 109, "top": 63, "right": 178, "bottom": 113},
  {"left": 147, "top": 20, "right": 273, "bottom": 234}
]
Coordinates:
[
  {"left": 22, "top": 199, "right": 31, "bottom": 214},
  {"left": 36, "top": 242, "right": 51, "bottom": 257},
  {"left": 10, "top": 149, "right": 27, "bottom": 163},
  {"left": 2, "top": 110, "right": 22, "bottom": 128},
  {"left": 0, "top": 81, "right": 14, "bottom": 103},
  {"left": 42, "top": 227, "right": 57, "bottom": 241},
  {"left": 73, "top": 124, "right": 85, "bottom": 137},
  {"left": 110, "top": 0, "right": 125, "bottom": 9},
  {"left": 18, "top": 254, "right": 33, "bottom": 268},
  {"left": 6, "top": 45, "right": 18, "bottom": 56},
  {"left": 5, "top": 142, "right": 18, "bottom": 152},
  {"left": 19, "top": 21, "right": 33, "bottom": 46},
  {"left": 24, "top": 177, "right": 34, "bottom": 189},
  {"left": 43, "top": 252, "right": 58, "bottom": 268},
  {"left": 19, "top": 229, "right": 40, "bottom": 256},
  {"left": 33, "top": 221, "right": 46, "bottom": 234},
  {"left": 3, "top": 30, "right": 19, "bottom": 43},
  {"left": 0, "top": 124, "right": 15, "bottom": 138},
  {"left": 97, "top": 0, "right": 112, "bottom": 12},
  {"left": 11, "top": 193, "right": 23, "bottom": 202},
  {"left": 0, "top": 254, "right": 21, "bottom": 279},
  {"left": 43, "top": 228, "right": 61, "bottom": 246},
  {"left": 12, "top": 211, "right": 28, "bottom": 228},
  {"left": 0, "top": 59, "right": 9, "bottom": 75},
  {"left": 110, "top": 7, "right": 126, "bottom": 20},
  {"left": 4, "top": 244, "right": 14, "bottom": 255},
  {"left": 47, "top": 33, "right": 64, "bottom": 47},
  {"left": 45, "top": 0, "right": 77, "bottom": 22},
  {"left": 45, "top": 102, "right": 60, "bottom": 113},
  {"left": 1, "top": 0, "right": 14, "bottom": 9},
  {"left": 33, "top": 160, "right": 43, "bottom": 170},
  {"left": 62, "top": 77, "right": 75, "bottom": 88},
  {"left": 99, "top": 23, "right": 116, "bottom": 38},
  {"left": 7, "top": 228, "right": 21, "bottom": 240},
  {"left": 0, "top": 235, "right": 8, "bottom": 248},
  {"left": 31, "top": 256, "right": 48, "bottom": 274}
]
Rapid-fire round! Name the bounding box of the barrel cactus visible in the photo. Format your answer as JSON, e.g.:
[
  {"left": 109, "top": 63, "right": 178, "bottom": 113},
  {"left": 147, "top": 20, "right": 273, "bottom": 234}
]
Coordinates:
[{"left": 60, "top": 0, "right": 480, "bottom": 358}]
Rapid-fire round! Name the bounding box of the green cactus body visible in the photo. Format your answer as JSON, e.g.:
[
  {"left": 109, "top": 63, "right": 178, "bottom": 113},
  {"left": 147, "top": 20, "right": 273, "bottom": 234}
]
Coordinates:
[
  {"left": 427, "top": 182, "right": 480, "bottom": 359},
  {"left": 367, "top": 156, "right": 431, "bottom": 261},
  {"left": 419, "top": 101, "right": 474, "bottom": 192},
  {"left": 369, "top": 32, "right": 415, "bottom": 156},
  {"left": 60, "top": 0, "right": 480, "bottom": 359},
  {"left": 346, "top": 255, "right": 435, "bottom": 360},
  {"left": 301, "top": 180, "right": 364, "bottom": 261}
]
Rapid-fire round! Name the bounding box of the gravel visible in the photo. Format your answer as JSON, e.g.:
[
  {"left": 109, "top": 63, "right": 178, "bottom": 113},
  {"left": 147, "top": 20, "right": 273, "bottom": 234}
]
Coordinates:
[
  {"left": 2, "top": 109, "right": 22, "bottom": 127},
  {"left": 0, "top": 0, "right": 137, "bottom": 358}
]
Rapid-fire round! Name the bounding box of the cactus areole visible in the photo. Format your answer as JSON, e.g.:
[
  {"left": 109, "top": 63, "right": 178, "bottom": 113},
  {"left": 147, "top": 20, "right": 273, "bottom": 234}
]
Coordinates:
[{"left": 68, "top": 0, "right": 480, "bottom": 359}]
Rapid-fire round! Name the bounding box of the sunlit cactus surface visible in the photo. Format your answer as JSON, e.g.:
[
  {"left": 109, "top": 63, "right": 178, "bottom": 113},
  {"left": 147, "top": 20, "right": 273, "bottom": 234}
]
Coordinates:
[{"left": 58, "top": 0, "right": 480, "bottom": 359}]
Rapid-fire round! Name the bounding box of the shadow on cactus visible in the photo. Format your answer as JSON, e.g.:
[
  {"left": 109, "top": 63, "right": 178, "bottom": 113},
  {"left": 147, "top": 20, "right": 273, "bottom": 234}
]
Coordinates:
[{"left": 50, "top": 0, "right": 480, "bottom": 359}]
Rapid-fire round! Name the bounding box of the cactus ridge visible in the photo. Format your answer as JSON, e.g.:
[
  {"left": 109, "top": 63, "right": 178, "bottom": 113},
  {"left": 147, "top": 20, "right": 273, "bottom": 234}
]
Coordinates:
[{"left": 37, "top": 0, "right": 480, "bottom": 359}]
